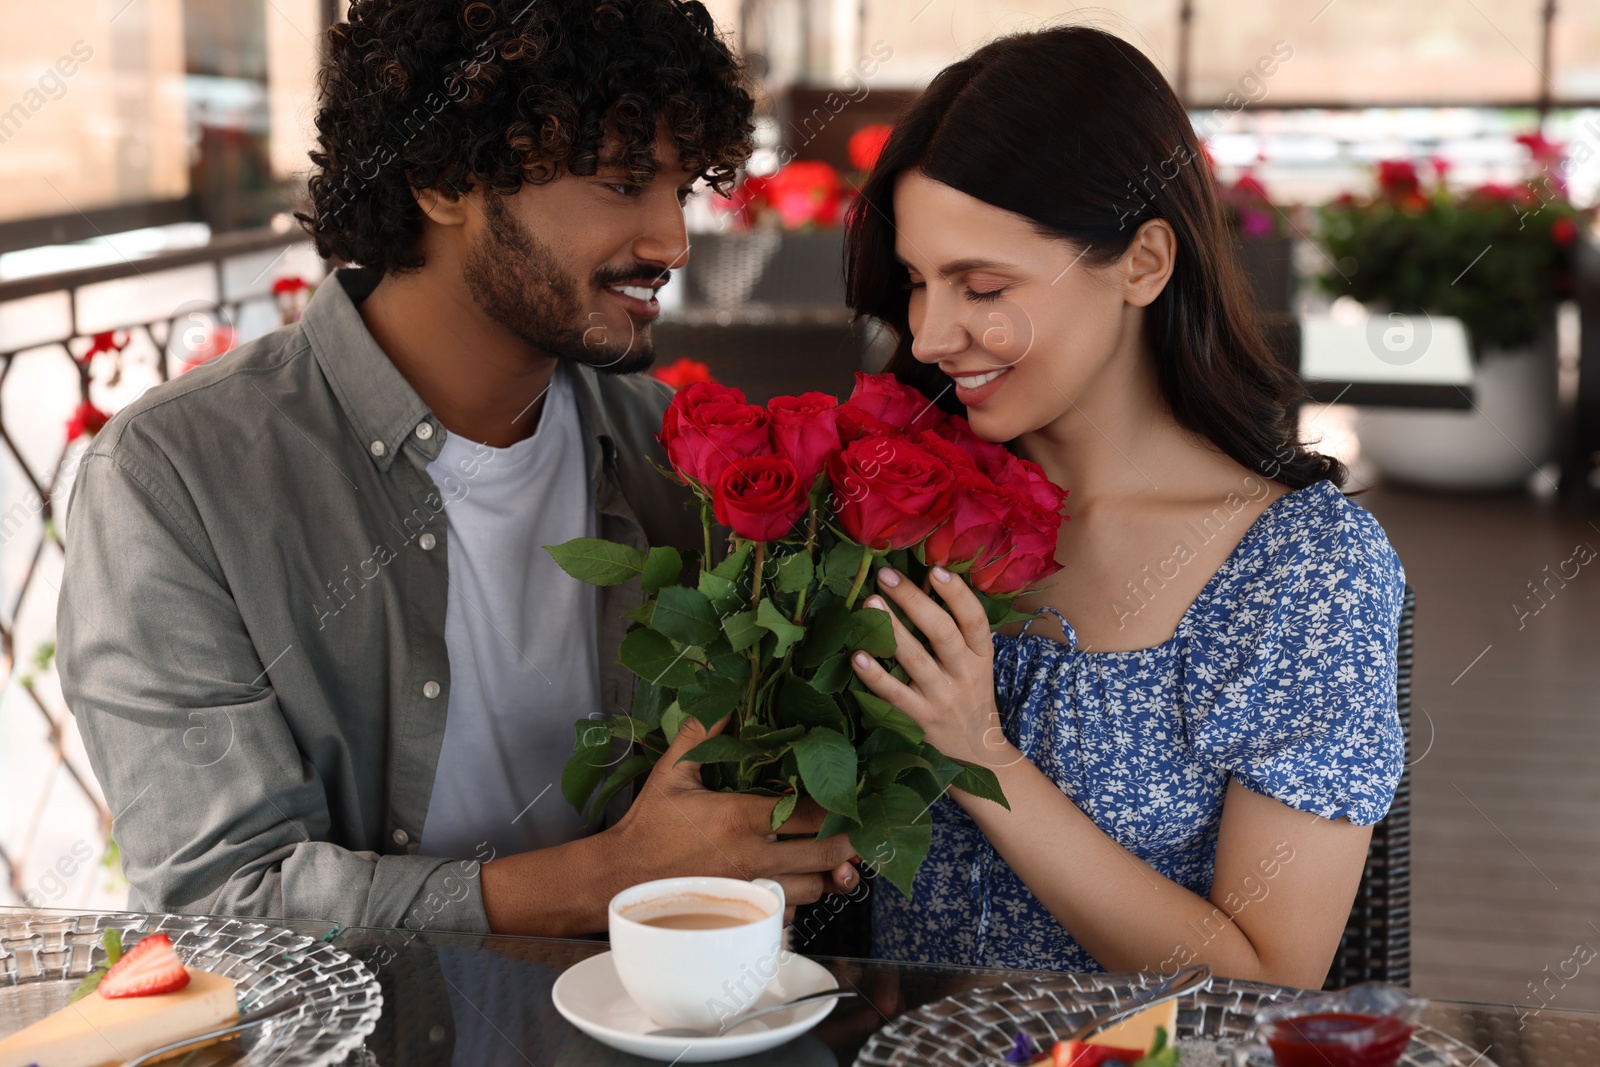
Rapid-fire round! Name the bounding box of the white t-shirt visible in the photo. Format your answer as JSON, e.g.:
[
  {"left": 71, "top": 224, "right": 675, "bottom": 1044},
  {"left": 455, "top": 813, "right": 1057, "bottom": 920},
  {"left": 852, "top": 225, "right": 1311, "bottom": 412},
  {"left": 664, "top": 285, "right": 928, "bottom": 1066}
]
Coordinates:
[{"left": 418, "top": 364, "right": 602, "bottom": 860}]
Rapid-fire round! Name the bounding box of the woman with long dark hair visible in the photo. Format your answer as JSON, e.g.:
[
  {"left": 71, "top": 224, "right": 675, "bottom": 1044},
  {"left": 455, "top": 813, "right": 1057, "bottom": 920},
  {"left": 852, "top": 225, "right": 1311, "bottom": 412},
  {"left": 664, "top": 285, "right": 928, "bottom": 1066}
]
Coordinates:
[{"left": 843, "top": 26, "right": 1406, "bottom": 986}]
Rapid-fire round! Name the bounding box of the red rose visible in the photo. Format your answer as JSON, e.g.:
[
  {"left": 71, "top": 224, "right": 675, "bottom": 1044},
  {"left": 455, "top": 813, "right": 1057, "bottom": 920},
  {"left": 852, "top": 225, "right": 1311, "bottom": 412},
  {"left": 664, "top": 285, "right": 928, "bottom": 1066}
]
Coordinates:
[
  {"left": 767, "top": 392, "right": 840, "bottom": 485},
  {"left": 714, "top": 455, "right": 808, "bottom": 542},
  {"left": 660, "top": 380, "right": 745, "bottom": 450},
  {"left": 671, "top": 402, "right": 772, "bottom": 487},
  {"left": 912, "top": 429, "right": 977, "bottom": 472},
  {"left": 827, "top": 436, "right": 954, "bottom": 550},
  {"left": 970, "top": 497, "right": 1064, "bottom": 595},
  {"left": 839, "top": 372, "right": 944, "bottom": 433},
  {"left": 923, "top": 465, "right": 1013, "bottom": 569},
  {"left": 992, "top": 452, "right": 1069, "bottom": 514},
  {"left": 930, "top": 414, "right": 1012, "bottom": 477},
  {"left": 1552, "top": 217, "right": 1578, "bottom": 247},
  {"left": 836, "top": 404, "right": 898, "bottom": 443},
  {"left": 652, "top": 357, "right": 716, "bottom": 391},
  {"left": 660, "top": 382, "right": 767, "bottom": 486}
]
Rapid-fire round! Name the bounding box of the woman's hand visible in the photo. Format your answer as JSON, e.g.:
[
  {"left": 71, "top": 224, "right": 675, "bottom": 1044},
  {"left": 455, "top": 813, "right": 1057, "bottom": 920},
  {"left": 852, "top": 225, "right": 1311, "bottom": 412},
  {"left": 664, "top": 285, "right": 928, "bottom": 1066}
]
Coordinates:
[{"left": 849, "top": 565, "right": 1019, "bottom": 770}]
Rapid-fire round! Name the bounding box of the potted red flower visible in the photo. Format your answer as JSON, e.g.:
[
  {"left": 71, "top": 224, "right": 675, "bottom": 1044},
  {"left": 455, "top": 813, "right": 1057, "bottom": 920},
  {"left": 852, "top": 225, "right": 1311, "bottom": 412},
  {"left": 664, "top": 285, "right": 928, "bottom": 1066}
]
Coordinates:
[{"left": 691, "top": 159, "right": 851, "bottom": 308}]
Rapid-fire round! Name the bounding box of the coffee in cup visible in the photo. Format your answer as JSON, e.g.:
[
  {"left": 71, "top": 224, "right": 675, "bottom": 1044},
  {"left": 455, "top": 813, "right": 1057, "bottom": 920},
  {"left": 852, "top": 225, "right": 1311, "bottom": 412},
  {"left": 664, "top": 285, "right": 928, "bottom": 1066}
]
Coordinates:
[{"left": 608, "top": 876, "right": 787, "bottom": 1031}]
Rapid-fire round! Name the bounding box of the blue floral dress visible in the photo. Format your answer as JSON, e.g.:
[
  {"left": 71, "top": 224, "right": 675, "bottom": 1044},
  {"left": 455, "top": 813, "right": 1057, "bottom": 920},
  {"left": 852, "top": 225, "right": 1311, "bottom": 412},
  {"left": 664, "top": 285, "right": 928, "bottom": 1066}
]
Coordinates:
[{"left": 871, "top": 479, "right": 1408, "bottom": 971}]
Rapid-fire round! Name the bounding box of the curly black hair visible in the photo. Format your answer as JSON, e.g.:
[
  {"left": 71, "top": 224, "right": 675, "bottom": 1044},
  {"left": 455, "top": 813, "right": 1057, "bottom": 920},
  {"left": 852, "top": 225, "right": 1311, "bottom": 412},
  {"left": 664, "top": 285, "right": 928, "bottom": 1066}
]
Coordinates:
[{"left": 296, "top": 0, "right": 756, "bottom": 275}]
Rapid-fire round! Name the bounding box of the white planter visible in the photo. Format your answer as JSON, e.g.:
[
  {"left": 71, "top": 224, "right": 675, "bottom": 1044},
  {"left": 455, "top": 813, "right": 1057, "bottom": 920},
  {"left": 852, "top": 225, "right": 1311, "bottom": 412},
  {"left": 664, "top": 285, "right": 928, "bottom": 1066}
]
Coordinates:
[{"left": 1353, "top": 337, "right": 1558, "bottom": 493}]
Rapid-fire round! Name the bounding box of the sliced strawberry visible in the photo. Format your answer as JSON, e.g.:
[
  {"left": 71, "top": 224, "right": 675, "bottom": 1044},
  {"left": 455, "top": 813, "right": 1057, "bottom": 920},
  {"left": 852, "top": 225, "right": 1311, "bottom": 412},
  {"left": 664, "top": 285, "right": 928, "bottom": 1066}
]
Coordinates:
[{"left": 97, "top": 932, "right": 191, "bottom": 999}]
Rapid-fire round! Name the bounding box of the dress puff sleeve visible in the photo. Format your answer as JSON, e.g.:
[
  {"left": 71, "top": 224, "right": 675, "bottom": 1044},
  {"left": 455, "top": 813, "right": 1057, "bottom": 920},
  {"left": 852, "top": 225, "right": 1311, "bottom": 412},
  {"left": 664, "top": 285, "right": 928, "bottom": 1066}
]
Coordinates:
[{"left": 1182, "top": 493, "right": 1408, "bottom": 827}]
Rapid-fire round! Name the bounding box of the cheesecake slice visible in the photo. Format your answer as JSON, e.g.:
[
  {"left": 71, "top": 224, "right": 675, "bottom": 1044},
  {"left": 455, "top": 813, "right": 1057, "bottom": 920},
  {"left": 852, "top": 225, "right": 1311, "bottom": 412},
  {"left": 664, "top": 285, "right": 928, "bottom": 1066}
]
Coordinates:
[{"left": 0, "top": 966, "right": 239, "bottom": 1067}]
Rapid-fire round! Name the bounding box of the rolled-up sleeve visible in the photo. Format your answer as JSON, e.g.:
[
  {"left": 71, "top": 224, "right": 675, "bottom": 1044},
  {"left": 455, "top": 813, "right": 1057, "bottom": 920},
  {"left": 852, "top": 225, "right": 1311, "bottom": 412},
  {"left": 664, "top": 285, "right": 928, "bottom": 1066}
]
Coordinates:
[{"left": 57, "top": 444, "right": 489, "bottom": 933}]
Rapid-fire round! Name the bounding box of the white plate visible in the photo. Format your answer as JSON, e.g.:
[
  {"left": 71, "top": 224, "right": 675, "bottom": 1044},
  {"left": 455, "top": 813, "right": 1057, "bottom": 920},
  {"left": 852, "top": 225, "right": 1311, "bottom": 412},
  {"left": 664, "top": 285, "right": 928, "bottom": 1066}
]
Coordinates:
[{"left": 552, "top": 949, "right": 839, "bottom": 1063}]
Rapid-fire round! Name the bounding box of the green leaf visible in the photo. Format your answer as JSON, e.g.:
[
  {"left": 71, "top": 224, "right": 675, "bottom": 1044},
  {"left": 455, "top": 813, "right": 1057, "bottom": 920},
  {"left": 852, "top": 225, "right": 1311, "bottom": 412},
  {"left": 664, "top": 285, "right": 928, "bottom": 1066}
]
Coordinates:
[
  {"left": 660, "top": 700, "right": 687, "bottom": 742},
  {"left": 742, "top": 722, "right": 807, "bottom": 749},
  {"left": 640, "top": 546, "right": 684, "bottom": 595},
  {"left": 820, "top": 541, "right": 863, "bottom": 595},
  {"left": 867, "top": 751, "right": 933, "bottom": 788},
  {"left": 712, "top": 539, "right": 753, "bottom": 581},
  {"left": 562, "top": 726, "right": 613, "bottom": 815},
  {"left": 775, "top": 551, "right": 815, "bottom": 594},
  {"left": 810, "top": 651, "right": 854, "bottom": 693},
  {"left": 680, "top": 734, "right": 763, "bottom": 765},
  {"left": 796, "top": 600, "right": 850, "bottom": 667},
  {"left": 854, "top": 689, "right": 925, "bottom": 745},
  {"left": 624, "top": 599, "right": 656, "bottom": 627},
  {"left": 67, "top": 968, "right": 106, "bottom": 1004},
  {"left": 860, "top": 727, "right": 919, "bottom": 757},
  {"left": 846, "top": 607, "right": 897, "bottom": 657},
  {"left": 778, "top": 675, "right": 847, "bottom": 731},
  {"left": 698, "top": 570, "right": 742, "bottom": 614},
  {"left": 651, "top": 586, "right": 721, "bottom": 646},
  {"left": 545, "top": 538, "right": 647, "bottom": 585},
  {"left": 951, "top": 761, "right": 1011, "bottom": 810},
  {"left": 722, "top": 609, "right": 763, "bottom": 652},
  {"left": 609, "top": 716, "right": 655, "bottom": 743},
  {"left": 817, "top": 810, "right": 859, "bottom": 840},
  {"left": 585, "top": 754, "right": 657, "bottom": 821},
  {"left": 706, "top": 647, "right": 751, "bottom": 683},
  {"left": 770, "top": 789, "right": 799, "bottom": 831},
  {"left": 755, "top": 599, "right": 806, "bottom": 658},
  {"left": 792, "top": 727, "right": 859, "bottom": 821},
  {"left": 677, "top": 674, "right": 743, "bottom": 728},
  {"left": 630, "top": 680, "right": 668, "bottom": 729},
  {"left": 849, "top": 783, "right": 933, "bottom": 899},
  {"left": 67, "top": 929, "right": 126, "bottom": 1005},
  {"left": 619, "top": 628, "right": 699, "bottom": 688}
]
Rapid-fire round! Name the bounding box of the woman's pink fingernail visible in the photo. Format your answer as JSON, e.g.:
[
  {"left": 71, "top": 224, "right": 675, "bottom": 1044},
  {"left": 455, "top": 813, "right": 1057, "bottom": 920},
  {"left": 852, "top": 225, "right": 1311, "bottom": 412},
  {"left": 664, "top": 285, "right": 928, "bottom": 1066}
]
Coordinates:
[
  {"left": 878, "top": 567, "right": 901, "bottom": 587},
  {"left": 932, "top": 566, "right": 952, "bottom": 583},
  {"left": 865, "top": 595, "right": 887, "bottom": 610},
  {"left": 853, "top": 651, "right": 873, "bottom": 669}
]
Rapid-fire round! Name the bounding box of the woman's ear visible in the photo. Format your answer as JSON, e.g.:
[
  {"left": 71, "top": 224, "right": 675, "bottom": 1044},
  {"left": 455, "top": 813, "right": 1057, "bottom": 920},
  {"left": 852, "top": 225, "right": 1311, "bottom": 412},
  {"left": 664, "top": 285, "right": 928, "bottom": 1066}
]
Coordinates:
[{"left": 1119, "top": 218, "right": 1177, "bottom": 308}]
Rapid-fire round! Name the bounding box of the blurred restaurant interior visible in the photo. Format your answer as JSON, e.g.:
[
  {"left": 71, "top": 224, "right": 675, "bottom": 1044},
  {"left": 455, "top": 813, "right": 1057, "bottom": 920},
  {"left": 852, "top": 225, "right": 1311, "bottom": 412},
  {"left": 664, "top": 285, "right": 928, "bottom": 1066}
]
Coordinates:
[{"left": 1, "top": 0, "right": 1599, "bottom": 1020}]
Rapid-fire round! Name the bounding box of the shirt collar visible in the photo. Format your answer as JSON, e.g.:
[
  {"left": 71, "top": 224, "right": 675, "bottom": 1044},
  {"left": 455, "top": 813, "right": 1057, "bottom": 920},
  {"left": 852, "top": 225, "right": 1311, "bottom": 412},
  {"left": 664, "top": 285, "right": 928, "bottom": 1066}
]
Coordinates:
[
  {"left": 302, "top": 267, "right": 624, "bottom": 477},
  {"left": 301, "top": 267, "right": 442, "bottom": 471}
]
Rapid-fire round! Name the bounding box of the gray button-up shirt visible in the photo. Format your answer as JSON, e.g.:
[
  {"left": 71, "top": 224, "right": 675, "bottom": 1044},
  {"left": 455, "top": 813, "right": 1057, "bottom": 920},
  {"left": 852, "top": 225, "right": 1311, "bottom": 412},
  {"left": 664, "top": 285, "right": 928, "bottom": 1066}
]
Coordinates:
[{"left": 57, "top": 267, "right": 701, "bottom": 934}]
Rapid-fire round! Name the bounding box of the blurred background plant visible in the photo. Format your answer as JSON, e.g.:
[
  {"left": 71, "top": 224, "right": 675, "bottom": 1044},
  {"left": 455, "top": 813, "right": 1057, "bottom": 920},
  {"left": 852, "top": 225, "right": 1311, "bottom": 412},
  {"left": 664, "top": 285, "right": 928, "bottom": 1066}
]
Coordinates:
[{"left": 1317, "top": 143, "right": 1593, "bottom": 353}]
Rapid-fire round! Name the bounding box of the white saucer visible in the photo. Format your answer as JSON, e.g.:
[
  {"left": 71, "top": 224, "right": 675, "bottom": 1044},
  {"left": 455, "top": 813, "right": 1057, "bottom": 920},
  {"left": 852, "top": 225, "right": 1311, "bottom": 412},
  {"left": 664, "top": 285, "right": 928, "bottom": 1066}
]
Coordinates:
[{"left": 551, "top": 950, "right": 840, "bottom": 1063}]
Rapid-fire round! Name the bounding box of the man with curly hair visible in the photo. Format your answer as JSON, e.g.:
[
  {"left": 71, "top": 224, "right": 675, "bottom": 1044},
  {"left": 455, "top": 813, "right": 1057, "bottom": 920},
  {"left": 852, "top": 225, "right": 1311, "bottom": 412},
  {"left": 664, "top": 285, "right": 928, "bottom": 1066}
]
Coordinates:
[{"left": 58, "top": 0, "right": 857, "bottom": 937}]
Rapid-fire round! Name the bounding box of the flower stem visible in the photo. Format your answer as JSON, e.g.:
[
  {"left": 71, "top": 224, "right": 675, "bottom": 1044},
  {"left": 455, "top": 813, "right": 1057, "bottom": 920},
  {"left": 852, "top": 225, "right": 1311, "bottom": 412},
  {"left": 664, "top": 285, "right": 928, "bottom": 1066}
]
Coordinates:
[
  {"left": 844, "top": 542, "right": 875, "bottom": 610},
  {"left": 751, "top": 541, "right": 765, "bottom": 611},
  {"left": 702, "top": 503, "right": 714, "bottom": 579}
]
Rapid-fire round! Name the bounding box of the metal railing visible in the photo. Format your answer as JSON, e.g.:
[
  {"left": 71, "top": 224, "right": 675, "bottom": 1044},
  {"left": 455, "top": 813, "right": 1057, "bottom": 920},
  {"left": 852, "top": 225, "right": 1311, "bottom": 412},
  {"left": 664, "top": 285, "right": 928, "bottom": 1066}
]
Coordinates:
[{"left": 0, "top": 226, "right": 323, "bottom": 902}]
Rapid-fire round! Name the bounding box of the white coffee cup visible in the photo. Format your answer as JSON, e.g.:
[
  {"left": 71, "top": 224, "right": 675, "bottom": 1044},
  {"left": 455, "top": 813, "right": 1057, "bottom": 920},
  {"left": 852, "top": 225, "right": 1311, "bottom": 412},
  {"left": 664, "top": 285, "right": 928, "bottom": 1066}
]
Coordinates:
[{"left": 608, "top": 876, "right": 788, "bottom": 1031}]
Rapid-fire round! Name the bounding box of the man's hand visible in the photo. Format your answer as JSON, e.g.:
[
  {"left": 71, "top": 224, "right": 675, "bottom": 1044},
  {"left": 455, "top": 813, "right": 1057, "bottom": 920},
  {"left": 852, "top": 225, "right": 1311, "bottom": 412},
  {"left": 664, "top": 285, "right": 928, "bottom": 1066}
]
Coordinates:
[
  {"left": 480, "top": 715, "right": 859, "bottom": 935},
  {"left": 607, "top": 715, "right": 860, "bottom": 919}
]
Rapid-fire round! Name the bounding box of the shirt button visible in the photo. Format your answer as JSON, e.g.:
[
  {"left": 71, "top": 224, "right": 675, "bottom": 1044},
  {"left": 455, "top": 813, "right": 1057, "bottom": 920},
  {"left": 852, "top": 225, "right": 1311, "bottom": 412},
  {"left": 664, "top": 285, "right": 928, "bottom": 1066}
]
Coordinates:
[
  {"left": 416, "top": 422, "right": 434, "bottom": 440},
  {"left": 392, "top": 828, "right": 409, "bottom": 846},
  {"left": 369, "top": 440, "right": 386, "bottom": 457},
  {"left": 423, "top": 680, "right": 441, "bottom": 699},
  {"left": 419, "top": 533, "right": 436, "bottom": 551},
  {"left": 429, "top": 1024, "right": 447, "bottom": 1043}
]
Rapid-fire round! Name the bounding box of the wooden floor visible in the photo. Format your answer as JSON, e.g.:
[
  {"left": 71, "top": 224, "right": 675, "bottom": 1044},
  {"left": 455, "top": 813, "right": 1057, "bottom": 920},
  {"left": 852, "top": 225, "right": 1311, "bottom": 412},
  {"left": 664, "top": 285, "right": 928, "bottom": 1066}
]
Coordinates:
[{"left": 1355, "top": 485, "right": 1600, "bottom": 1011}]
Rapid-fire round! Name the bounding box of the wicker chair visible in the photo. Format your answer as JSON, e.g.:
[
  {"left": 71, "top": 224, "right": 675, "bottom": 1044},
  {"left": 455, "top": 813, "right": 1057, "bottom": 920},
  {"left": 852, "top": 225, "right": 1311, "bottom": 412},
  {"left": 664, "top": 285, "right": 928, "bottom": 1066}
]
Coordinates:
[
  {"left": 1323, "top": 583, "right": 1416, "bottom": 989},
  {"left": 793, "top": 586, "right": 1419, "bottom": 986}
]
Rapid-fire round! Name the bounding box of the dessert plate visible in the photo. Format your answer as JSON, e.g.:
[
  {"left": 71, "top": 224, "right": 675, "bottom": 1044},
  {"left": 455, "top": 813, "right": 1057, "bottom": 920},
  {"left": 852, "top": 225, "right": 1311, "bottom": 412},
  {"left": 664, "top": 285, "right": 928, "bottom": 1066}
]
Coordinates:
[
  {"left": 0, "top": 911, "right": 382, "bottom": 1066},
  {"left": 552, "top": 949, "right": 839, "bottom": 1062},
  {"left": 854, "top": 972, "right": 1496, "bottom": 1067}
]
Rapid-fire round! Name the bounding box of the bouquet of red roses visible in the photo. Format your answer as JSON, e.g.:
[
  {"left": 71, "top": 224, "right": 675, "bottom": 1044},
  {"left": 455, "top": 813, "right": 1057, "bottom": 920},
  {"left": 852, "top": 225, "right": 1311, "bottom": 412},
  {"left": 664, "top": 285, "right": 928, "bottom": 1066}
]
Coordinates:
[{"left": 547, "top": 372, "right": 1067, "bottom": 897}]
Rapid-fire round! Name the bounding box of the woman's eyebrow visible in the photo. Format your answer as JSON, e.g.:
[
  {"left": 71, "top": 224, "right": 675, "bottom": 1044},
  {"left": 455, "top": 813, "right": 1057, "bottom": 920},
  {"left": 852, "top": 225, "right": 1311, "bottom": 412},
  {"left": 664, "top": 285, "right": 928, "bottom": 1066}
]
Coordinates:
[{"left": 895, "top": 254, "right": 1018, "bottom": 275}]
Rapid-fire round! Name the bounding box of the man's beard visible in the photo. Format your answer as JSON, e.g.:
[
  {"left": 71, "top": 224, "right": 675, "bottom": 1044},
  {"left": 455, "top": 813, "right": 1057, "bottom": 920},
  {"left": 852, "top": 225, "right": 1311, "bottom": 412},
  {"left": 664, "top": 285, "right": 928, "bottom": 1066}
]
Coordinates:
[{"left": 462, "top": 194, "right": 656, "bottom": 375}]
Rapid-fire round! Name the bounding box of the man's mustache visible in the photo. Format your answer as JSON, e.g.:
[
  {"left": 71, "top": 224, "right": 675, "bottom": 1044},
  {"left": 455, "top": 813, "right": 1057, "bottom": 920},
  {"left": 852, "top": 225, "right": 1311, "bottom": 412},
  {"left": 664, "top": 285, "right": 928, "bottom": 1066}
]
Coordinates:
[{"left": 594, "top": 265, "right": 673, "bottom": 288}]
